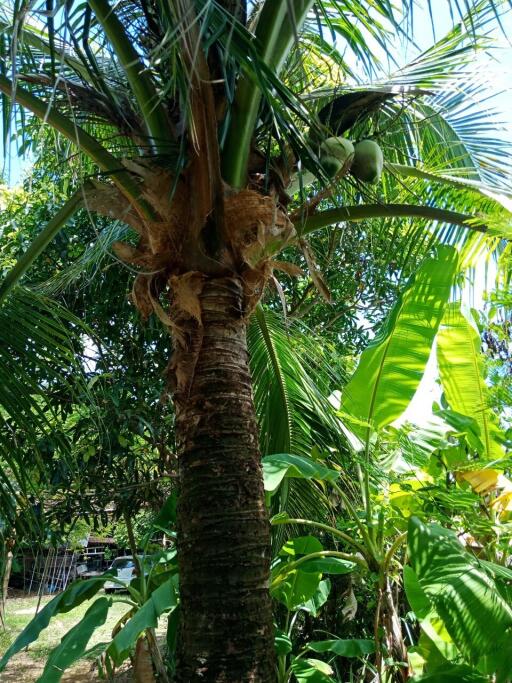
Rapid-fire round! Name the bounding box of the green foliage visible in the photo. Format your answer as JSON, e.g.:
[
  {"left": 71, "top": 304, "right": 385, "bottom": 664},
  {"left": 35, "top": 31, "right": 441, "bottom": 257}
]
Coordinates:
[
  {"left": 0, "top": 497, "right": 179, "bottom": 679},
  {"left": 107, "top": 575, "right": 178, "bottom": 665},
  {"left": 38, "top": 597, "right": 111, "bottom": 683},
  {"left": 341, "top": 246, "right": 459, "bottom": 438},
  {"left": 437, "top": 302, "right": 505, "bottom": 459},
  {"left": 0, "top": 0, "right": 511, "bottom": 681},
  {"left": 263, "top": 453, "right": 340, "bottom": 495},
  {"left": 272, "top": 536, "right": 325, "bottom": 610},
  {"left": 0, "top": 577, "right": 109, "bottom": 671},
  {"left": 411, "top": 665, "right": 488, "bottom": 682},
  {"left": 406, "top": 516, "right": 512, "bottom": 678},
  {"left": 291, "top": 657, "right": 335, "bottom": 682},
  {"left": 103, "top": 510, "right": 158, "bottom": 550},
  {"left": 307, "top": 639, "right": 375, "bottom": 657},
  {"left": 249, "top": 307, "right": 347, "bottom": 456}
]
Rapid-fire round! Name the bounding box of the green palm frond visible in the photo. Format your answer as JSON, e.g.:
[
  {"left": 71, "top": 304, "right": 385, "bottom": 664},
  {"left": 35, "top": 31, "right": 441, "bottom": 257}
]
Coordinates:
[
  {"left": 248, "top": 306, "right": 354, "bottom": 548},
  {"left": 248, "top": 305, "right": 347, "bottom": 457},
  {"left": 40, "top": 220, "right": 129, "bottom": 296}
]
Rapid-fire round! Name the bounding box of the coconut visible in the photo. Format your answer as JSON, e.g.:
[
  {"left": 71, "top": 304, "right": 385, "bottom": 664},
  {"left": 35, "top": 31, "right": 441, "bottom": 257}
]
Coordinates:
[
  {"left": 320, "top": 136, "right": 355, "bottom": 162},
  {"left": 350, "top": 139, "right": 384, "bottom": 183},
  {"left": 319, "top": 155, "right": 342, "bottom": 178},
  {"left": 319, "top": 137, "right": 354, "bottom": 178}
]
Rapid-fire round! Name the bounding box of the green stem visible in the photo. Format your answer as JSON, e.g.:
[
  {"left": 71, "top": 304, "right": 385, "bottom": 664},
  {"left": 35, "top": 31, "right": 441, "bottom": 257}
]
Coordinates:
[
  {"left": 271, "top": 517, "right": 368, "bottom": 557},
  {"left": 363, "top": 434, "right": 373, "bottom": 542},
  {"left": 287, "top": 611, "right": 299, "bottom": 638},
  {"left": 388, "top": 162, "right": 512, "bottom": 206},
  {"left": 88, "top": 0, "right": 171, "bottom": 151},
  {"left": 0, "top": 189, "right": 83, "bottom": 303},
  {"left": 0, "top": 74, "right": 153, "bottom": 218},
  {"left": 271, "top": 550, "right": 367, "bottom": 589},
  {"left": 123, "top": 511, "right": 145, "bottom": 602},
  {"left": 112, "top": 598, "right": 138, "bottom": 608},
  {"left": 376, "top": 508, "right": 385, "bottom": 552},
  {"left": 222, "top": 0, "right": 313, "bottom": 187},
  {"left": 299, "top": 203, "right": 488, "bottom": 237},
  {"left": 381, "top": 533, "right": 407, "bottom": 576},
  {"left": 277, "top": 654, "right": 288, "bottom": 683},
  {"left": 330, "top": 481, "right": 379, "bottom": 560}
]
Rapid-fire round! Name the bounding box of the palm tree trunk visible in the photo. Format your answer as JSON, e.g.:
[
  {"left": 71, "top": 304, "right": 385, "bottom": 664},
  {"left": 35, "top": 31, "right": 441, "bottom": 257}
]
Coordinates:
[{"left": 170, "top": 276, "right": 275, "bottom": 682}]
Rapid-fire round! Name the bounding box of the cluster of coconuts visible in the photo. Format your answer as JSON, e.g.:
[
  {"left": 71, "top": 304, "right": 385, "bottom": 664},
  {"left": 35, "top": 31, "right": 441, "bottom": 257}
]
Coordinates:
[{"left": 319, "top": 136, "right": 383, "bottom": 184}]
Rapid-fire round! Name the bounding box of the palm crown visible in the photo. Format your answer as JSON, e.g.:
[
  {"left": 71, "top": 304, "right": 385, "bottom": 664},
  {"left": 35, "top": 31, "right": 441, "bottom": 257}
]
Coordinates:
[{"left": 0, "top": 0, "right": 510, "bottom": 304}]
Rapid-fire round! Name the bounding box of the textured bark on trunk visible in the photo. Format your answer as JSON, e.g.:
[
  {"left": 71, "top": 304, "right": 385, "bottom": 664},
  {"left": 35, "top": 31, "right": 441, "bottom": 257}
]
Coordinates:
[{"left": 171, "top": 277, "right": 275, "bottom": 682}]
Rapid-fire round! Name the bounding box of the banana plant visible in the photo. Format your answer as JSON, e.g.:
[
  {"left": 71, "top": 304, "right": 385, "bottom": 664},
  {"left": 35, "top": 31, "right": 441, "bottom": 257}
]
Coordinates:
[
  {"left": 263, "top": 452, "right": 408, "bottom": 682},
  {"left": 271, "top": 535, "right": 375, "bottom": 683},
  {"left": 258, "top": 246, "right": 465, "bottom": 681},
  {"left": 0, "top": 502, "right": 179, "bottom": 683},
  {"left": 340, "top": 245, "right": 459, "bottom": 533},
  {"left": 1, "top": 1, "right": 511, "bottom": 678},
  {"left": 404, "top": 516, "right": 512, "bottom": 682},
  {"left": 262, "top": 295, "right": 512, "bottom": 682},
  {"left": 437, "top": 302, "right": 506, "bottom": 461}
]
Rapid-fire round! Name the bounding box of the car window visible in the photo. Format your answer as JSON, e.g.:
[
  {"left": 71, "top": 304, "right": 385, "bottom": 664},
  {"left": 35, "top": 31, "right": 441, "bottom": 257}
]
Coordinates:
[{"left": 112, "top": 558, "right": 135, "bottom": 570}]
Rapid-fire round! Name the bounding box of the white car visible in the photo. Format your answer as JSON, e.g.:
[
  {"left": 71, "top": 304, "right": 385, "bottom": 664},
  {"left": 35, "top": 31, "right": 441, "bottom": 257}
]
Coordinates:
[{"left": 104, "top": 556, "right": 138, "bottom": 593}]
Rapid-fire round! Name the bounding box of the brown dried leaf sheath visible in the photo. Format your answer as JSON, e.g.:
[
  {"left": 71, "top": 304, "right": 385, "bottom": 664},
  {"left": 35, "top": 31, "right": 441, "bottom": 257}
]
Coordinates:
[
  {"left": 132, "top": 274, "right": 154, "bottom": 320},
  {"left": 168, "top": 272, "right": 205, "bottom": 323},
  {"left": 224, "top": 189, "right": 294, "bottom": 268}
]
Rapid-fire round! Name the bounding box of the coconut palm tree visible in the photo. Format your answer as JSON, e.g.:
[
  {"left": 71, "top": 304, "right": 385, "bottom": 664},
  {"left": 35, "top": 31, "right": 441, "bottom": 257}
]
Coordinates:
[{"left": 0, "top": 0, "right": 511, "bottom": 679}]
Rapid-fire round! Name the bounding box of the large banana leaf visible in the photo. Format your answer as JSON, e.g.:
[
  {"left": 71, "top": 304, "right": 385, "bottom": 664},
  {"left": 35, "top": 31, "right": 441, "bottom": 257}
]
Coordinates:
[
  {"left": 0, "top": 576, "right": 109, "bottom": 670},
  {"left": 437, "top": 302, "right": 505, "bottom": 460},
  {"left": 38, "top": 597, "right": 111, "bottom": 683},
  {"left": 341, "top": 246, "right": 459, "bottom": 438},
  {"left": 107, "top": 576, "right": 179, "bottom": 665},
  {"left": 407, "top": 516, "right": 512, "bottom": 676}
]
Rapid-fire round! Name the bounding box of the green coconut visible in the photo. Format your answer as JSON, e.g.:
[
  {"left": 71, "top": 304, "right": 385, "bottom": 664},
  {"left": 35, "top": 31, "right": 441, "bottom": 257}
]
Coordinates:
[
  {"left": 319, "top": 137, "right": 354, "bottom": 178},
  {"left": 350, "top": 139, "right": 384, "bottom": 183}
]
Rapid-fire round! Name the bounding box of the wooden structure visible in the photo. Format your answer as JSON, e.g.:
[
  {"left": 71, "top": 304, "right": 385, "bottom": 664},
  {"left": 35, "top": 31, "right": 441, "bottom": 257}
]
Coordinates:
[{"left": 16, "top": 534, "right": 123, "bottom": 594}]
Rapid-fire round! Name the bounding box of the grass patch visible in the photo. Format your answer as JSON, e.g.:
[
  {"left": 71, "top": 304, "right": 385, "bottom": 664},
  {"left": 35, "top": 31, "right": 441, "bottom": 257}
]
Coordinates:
[{"left": 1, "top": 592, "right": 133, "bottom": 661}]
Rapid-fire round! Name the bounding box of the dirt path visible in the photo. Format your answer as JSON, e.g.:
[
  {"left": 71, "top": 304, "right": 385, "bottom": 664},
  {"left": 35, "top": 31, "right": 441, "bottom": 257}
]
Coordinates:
[{"left": 1, "top": 652, "right": 132, "bottom": 682}]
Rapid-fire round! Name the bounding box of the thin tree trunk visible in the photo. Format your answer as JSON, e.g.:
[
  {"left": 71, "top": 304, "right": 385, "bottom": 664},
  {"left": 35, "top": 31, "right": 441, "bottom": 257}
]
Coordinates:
[
  {"left": 382, "top": 579, "right": 409, "bottom": 682},
  {"left": 171, "top": 276, "right": 275, "bottom": 682},
  {"left": 0, "top": 538, "right": 14, "bottom": 628}
]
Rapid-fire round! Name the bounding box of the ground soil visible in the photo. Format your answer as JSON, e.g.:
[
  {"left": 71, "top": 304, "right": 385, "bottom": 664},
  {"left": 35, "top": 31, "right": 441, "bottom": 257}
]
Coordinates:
[{"left": 1, "top": 652, "right": 132, "bottom": 682}]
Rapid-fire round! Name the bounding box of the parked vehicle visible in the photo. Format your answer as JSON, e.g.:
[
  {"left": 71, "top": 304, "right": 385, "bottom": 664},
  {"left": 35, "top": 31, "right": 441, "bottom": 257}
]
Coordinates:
[{"left": 104, "top": 556, "right": 142, "bottom": 593}]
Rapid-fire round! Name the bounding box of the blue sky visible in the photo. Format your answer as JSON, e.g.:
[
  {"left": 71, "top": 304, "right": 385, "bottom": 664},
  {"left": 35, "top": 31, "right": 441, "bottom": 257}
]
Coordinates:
[{"left": 410, "top": 2, "right": 512, "bottom": 143}]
